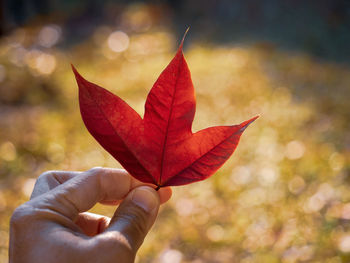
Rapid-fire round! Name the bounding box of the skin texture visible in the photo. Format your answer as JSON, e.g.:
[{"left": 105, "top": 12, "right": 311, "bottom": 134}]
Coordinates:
[{"left": 9, "top": 167, "right": 172, "bottom": 263}]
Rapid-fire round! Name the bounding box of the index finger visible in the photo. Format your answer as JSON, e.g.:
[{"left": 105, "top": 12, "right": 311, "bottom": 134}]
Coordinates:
[
  {"left": 27, "top": 167, "right": 158, "bottom": 220},
  {"left": 30, "top": 168, "right": 171, "bottom": 205},
  {"left": 30, "top": 170, "right": 82, "bottom": 199}
]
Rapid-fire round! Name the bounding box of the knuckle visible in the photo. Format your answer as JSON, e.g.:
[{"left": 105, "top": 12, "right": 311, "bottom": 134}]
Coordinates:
[
  {"left": 37, "top": 171, "right": 54, "bottom": 182},
  {"left": 87, "top": 167, "right": 104, "bottom": 175},
  {"left": 37, "top": 170, "right": 63, "bottom": 184},
  {"left": 87, "top": 167, "right": 104, "bottom": 190},
  {"left": 10, "top": 205, "right": 33, "bottom": 229}
]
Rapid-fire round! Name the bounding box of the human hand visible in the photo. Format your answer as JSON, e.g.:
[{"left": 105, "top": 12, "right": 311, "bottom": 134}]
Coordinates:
[{"left": 9, "top": 167, "right": 172, "bottom": 263}]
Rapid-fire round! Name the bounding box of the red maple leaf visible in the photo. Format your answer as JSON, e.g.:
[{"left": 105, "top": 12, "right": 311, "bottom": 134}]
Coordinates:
[{"left": 72, "top": 35, "right": 258, "bottom": 189}]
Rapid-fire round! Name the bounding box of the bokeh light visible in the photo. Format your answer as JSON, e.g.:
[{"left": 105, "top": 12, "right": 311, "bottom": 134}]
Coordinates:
[
  {"left": 107, "top": 31, "right": 129, "bottom": 53},
  {"left": 35, "top": 53, "right": 57, "bottom": 75},
  {"left": 37, "top": 25, "right": 61, "bottom": 48},
  {"left": 0, "top": 141, "right": 17, "bottom": 162},
  {"left": 159, "top": 249, "right": 183, "bottom": 263},
  {"left": 285, "top": 140, "right": 306, "bottom": 160}
]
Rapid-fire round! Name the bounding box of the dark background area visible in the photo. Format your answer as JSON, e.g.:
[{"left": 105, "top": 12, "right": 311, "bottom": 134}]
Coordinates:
[{"left": 2, "top": 0, "right": 350, "bottom": 63}]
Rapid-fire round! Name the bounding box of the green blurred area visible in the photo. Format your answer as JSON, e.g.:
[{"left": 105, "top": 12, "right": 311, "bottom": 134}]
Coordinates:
[{"left": 1, "top": 2, "right": 350, "bottom": 263}]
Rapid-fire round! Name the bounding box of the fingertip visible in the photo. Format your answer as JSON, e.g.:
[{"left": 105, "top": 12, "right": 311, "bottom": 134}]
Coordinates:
[
  {"left": 158, "top": 187, "right": 172, "bottom": 204},
  {"left": 130, "top": 186, "right": 160, "bottom": 213}
]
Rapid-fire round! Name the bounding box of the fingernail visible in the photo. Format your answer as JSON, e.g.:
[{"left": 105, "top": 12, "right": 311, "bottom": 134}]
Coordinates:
[{"left": 131, "top": 187, "right": 158, "bottom": 213}]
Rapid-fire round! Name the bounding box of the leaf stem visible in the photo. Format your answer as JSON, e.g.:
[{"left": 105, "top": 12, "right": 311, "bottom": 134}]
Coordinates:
[{"left": 155, "top": 185, "right": 161, "bottom": 191}]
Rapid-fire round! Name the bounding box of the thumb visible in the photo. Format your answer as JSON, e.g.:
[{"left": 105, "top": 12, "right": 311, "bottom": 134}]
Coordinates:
[{"left": 105, "top": 186, "right": 160, "bottom": 252}]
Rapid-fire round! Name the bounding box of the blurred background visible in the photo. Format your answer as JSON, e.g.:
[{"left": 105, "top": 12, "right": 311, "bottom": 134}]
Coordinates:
[{"left": 1, "top": 0, "right": 350, "bottom": 262}]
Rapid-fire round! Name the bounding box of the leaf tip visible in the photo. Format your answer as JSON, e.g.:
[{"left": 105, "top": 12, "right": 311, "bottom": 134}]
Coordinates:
[
  {"left": 179, "top": 27, "right": 190, "bottom": 51},
  {"left": 71, "top": 64, "right": 79, "bottom": 77},
  {"left": 71, "top": 64, "right": 87, "bottom": 86},
  {"left": 239, "top": 115, "right": 259, "bottom": 132}
]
